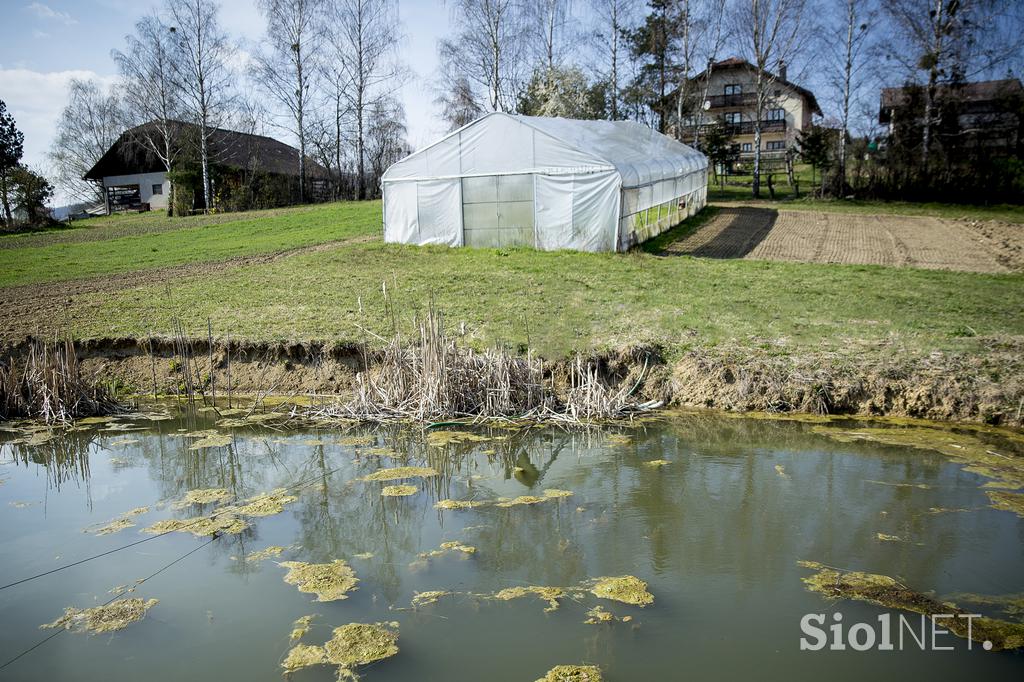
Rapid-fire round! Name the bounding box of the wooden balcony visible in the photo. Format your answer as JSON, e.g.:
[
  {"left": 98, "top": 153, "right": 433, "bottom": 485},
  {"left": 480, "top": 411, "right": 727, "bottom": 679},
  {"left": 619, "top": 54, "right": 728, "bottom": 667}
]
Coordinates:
[
  {"left": 681, "top": 119, "right": 787, "bottom": 141},
  {"left": 704, "top": 92, "right": 757, "bottom": 108}
]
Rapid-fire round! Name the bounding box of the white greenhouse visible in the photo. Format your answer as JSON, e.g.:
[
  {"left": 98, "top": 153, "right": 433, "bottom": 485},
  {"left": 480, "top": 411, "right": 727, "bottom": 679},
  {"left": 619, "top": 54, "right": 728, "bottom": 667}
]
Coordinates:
[{"left": 381, "top": 113, "right": 708, "bottom": 252}]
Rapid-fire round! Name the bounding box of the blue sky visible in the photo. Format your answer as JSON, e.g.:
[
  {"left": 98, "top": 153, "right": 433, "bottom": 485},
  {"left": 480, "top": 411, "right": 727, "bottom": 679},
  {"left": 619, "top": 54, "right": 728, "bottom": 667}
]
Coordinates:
[{"left": 0, "top": 0, "right": 449, "bottom": 179}]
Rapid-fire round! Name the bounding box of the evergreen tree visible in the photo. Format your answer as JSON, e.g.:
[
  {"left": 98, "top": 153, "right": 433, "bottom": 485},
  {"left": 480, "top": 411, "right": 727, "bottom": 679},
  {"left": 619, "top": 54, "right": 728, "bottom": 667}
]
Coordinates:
[{"left": 0, "top": 99, "right": 25, "bottom": 227}]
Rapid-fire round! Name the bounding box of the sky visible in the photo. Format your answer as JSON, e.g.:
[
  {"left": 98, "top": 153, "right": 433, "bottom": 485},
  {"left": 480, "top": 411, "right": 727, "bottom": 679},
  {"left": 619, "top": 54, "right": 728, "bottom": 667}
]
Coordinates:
[{"left": 0, "top": 0, "right": 451, "bottom": 193}]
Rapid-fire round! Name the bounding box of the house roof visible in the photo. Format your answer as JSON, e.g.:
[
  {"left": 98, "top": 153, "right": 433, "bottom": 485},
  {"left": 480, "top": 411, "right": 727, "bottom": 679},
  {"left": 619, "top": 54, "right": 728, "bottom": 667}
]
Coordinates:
[
  {"left": 84, "top": 121, "right": 328, "bottom": 180},
  {"left": 689, "top": 57, "right": 823, "bottom": 116},
  {"left": 880, "top": 79, "right": 1024, "bottom": 110}
]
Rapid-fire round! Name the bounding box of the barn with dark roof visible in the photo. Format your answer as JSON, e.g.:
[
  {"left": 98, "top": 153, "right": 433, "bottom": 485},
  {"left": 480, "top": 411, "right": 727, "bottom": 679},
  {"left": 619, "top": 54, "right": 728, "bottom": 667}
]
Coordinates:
[{"left": 85, "top": 121, "right": 329, "bottom": 214}]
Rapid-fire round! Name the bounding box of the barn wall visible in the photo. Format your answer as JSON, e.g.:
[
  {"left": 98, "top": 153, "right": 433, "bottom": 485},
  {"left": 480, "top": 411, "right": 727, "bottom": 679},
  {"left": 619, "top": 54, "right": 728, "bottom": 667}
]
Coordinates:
[{"left": 102, "top": 172, "right": 169, "bottom": 210}]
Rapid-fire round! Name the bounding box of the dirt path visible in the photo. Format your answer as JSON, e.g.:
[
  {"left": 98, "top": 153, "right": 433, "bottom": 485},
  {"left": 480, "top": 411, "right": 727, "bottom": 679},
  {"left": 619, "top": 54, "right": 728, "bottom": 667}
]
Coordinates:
[
  {"left": 661, "top": 207, "right": 1021, "bottom": 273},
  {"left": 0, "top": 235, "right": 374, "bottom": 340}
]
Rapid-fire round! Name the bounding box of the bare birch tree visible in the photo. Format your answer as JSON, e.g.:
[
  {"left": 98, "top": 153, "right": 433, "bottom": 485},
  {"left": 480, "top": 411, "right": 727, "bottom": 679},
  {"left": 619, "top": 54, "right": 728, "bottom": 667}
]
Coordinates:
[
  {"left": 253, "top": 0, "right": 326, "bottom": 203},
  {"left": 435, "top": 76, "right": 484, "bottom": 131},
  {"left": 329, "top": 0, "right": 404, "bottom": 200},
  {"left": 731, "top": 0, "right": 807, "bottom": 198},
  {"left": 589, "top": 0, "right": 636, "bottom": 119},
  {"left": 671, "top": 0, "right": 727, "bottom": 144},
  {"left": 166, "top": 0, "right": 235, "bottom": 211},
  {"left": 823, "top": 0, "right": 873, "bottom": 190},
  {"left": 113, "top": 13, "right": 183, "bottom": 215},
  {"left": 49, "top": 79, "right": 125, "bottom": 204},
  {"left": 438, "top": 0, "right": 526, "bottom": 113},
  {"left": 529, "top": 0, "right": 575, "bottom": 86}
]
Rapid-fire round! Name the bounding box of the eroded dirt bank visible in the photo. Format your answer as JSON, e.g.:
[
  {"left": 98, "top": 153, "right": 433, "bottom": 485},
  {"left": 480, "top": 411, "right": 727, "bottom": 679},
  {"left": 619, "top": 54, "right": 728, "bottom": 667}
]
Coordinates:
[{"left": 2, "top": 337, "right": 1021, "bottom": 428}]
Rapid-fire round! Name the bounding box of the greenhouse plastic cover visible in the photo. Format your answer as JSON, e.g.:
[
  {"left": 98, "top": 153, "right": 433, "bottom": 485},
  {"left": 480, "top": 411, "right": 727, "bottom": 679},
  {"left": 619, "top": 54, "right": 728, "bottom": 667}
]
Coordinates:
[{"left": 382, "top": 113, "right": 708, "bottom": 252}]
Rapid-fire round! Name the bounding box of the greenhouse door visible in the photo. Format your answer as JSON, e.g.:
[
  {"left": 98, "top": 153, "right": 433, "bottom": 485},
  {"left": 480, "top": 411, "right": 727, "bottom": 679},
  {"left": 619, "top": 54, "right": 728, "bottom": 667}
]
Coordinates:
[{"left": 461, "top": 174, "right": 535, "bottom": 248}]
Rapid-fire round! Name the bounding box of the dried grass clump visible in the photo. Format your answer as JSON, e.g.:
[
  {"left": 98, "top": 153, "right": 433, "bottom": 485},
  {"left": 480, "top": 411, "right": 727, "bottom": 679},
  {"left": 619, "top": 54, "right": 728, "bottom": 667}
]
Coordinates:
[
  {"left": 590, "top": 576, "right": 654, "bottom": 606},
  {"left": 42, "top": 598, "right": 158, "bottom": 634},
  {"left": 280, "top": 560, "right": 359, "bottom": 602},
  {"left": 0, "top": 340, "right": 122, "bottom": 423},
  {"left": 535, "top": 665, "right": 604, "bottom": 682}
]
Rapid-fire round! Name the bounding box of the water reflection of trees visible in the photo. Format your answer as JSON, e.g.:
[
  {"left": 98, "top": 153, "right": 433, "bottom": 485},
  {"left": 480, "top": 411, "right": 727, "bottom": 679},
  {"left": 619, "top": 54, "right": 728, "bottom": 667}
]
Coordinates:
[{"left": 2, "top": 408, "right": 993, "bottom": 612}]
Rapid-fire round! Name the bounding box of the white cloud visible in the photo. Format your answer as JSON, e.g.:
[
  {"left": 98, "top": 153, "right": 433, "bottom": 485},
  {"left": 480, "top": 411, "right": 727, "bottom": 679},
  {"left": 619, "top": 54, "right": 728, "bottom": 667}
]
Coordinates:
[
  {"left": 32, "top": 30, "right": 51, "bottom": 39},
  {"left": 25, "top": 2, "right": 78, "bottom": 26},
  {"left": 0, "top": 68, "right": 118, "bottom": 179}
]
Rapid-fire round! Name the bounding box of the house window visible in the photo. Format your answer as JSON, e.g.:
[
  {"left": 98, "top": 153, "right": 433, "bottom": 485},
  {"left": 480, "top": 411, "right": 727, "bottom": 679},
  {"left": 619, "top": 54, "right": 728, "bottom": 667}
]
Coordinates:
[
  {"left": 741, "top": 143, "right": 752, "bottom": 152},
  {"left": 766, "top": 141, "right": 786, "bottom": 151},
  {"left": 767, "top": 108, "right": 785, "bottom": 121},
  {"left": 724, "top": 112, "right": 742, "bottom": 124},
  {"left": 152, "top": 184, "right": 163, "bottom": 195},
  {"left": 724, "top": 84, "right": 742, "bottom": 95}
]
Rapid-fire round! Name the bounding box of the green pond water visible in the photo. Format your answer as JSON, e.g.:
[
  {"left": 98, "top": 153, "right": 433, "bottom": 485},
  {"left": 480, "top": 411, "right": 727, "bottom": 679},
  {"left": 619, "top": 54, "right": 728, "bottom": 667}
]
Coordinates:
[{"left": 1, "top": 407, "right": 1023, "bottom": 681}]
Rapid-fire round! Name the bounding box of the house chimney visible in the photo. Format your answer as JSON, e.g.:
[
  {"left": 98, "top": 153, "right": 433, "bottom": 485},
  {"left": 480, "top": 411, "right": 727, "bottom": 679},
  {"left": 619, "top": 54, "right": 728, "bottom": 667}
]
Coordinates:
[{"left": 778, "top": 61, "right": 787, "bottom": 81}]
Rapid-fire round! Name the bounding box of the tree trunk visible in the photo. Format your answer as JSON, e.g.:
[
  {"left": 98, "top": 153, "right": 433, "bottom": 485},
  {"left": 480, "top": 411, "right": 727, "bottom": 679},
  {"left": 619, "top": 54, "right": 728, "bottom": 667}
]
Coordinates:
[{"left": 0, "top": 171, "right": 12, "bottom": 226}]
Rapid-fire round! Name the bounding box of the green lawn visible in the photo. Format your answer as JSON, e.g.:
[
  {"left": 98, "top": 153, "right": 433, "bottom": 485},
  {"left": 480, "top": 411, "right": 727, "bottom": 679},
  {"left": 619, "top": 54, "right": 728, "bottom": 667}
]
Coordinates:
[
  {"left": 2, "top": 199, "right": 1021, "bottom": 362},
  {"left": 61, "top": 233, "right": 1024, "bottom": 359},
  {"left": 0, "top": 201, "right": 380, "bottom": 287}
]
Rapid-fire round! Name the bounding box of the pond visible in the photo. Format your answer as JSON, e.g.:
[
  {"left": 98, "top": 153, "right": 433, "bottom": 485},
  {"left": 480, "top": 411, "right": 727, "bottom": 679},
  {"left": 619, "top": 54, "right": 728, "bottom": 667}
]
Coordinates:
[{"left": 1, "top": 407, "right": 1022, "bottom": 680}]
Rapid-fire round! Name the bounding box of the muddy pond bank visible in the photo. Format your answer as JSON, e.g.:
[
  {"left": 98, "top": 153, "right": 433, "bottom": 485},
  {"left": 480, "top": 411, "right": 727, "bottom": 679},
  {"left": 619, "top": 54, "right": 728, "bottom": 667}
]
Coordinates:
[
  {"left": 3, "top": 336, "right": 1022, "bottom": 428},
  {"left": 1, "top": 407, "right": 1023, "bottom": 680}
]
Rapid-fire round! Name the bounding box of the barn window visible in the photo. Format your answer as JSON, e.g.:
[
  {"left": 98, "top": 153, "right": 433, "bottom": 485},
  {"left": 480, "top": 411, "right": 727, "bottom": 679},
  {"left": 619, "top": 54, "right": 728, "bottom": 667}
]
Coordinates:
[
  {"left": 152, "top": 184, "right": 163, "bottom": 195},
  {"left": 461, "top": 174, "right": 535, "bottom": 248}
]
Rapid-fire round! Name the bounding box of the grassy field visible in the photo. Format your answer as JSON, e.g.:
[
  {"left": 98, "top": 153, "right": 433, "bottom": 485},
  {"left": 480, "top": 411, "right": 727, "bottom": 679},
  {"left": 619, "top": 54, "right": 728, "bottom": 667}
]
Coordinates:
[
  {"left": 0, "top": 202, "right": 380, "bottom": 287},
  {"left": 1, "top": 198, "right": 1021, "bottom": 362}
]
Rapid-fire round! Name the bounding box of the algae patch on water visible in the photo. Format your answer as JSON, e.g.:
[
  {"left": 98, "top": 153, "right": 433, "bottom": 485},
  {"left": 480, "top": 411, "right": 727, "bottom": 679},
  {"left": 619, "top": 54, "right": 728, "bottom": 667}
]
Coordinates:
[
  {"left": 144, "top": 513, "right": 248, "bottom": 536},
  {"left": 290, "top": 614, "right": 317, "bottom": 641},
  {"left": 174, "top": 487, "right": 233, "bottom": 507},
  {"left": 590, "top": 576, "right": 654, "bottom": 606},
  {"left": 42, "top": 598, "right": 158, "bottom": 634},
  {"left": 411, "top": 590, "right": 451, "bottom": 608},
  {"left": 324, "top": 622, "right": 400, "bottom": 676},
  {"left": 799, "top": 561, "right": 1024, "bottom": 651},
  {"left": 280, "top": 560, "right": 359, "bottom": 601},
  {"left": 492, "top": 586, "right": 565, "bottom": 612},
  {"left": 644, "top": 459, "right": 671, "bottom": 467},
  {"left": 243, "top": 545, "right": 285, "bottom": 563},
  {"left": 362, "top": 466, "right": 439, "bottom": 482},
  {"left": 88, "top": 517, "right": 136, "bottom": 535},
  {"left": 282, "top": 643, "right": 327, "bottom": 673},
  {"left": 230, "top": 489, "right": 298, "bottom": 516},
  {"left": 426, "top": 430, "right": 491, "bottom": 447},
  {"left": 987, "top": 490, "right": 1024, "bottom": 518},
  {"left": 188, "top": 434, "right": 234, "bottom": 450},
  {"left": 381, "top": 484, "right": 418, "bottom": 497},
  {"left": 812, "top": 423, "right": 1024, "bottom": 493},
  {"left": 435, "top": 499, "right": 485, "bottom": 510},
  {"left": 535, "top": 664, "right": 603, "bottom": 682}
]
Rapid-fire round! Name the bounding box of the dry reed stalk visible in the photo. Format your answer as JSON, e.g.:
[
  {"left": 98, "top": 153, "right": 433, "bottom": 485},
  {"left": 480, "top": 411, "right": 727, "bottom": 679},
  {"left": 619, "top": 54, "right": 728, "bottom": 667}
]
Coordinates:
[
  {"left": 0, "top": 340, "right": 122, "bottom": 423},
  {"left": 311, "top": 305, "right": 657, "bottom": 424}
]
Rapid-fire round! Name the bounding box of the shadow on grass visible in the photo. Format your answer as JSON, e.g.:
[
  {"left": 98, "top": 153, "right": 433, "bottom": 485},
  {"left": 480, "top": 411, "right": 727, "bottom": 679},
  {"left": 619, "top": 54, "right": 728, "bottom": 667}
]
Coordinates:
[{"left": 644, "top": 206, "right": 781, "bottom": 260}]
